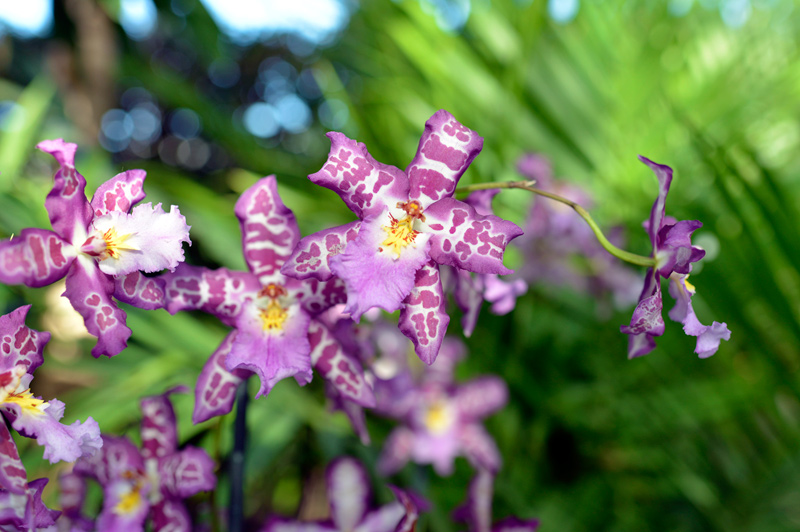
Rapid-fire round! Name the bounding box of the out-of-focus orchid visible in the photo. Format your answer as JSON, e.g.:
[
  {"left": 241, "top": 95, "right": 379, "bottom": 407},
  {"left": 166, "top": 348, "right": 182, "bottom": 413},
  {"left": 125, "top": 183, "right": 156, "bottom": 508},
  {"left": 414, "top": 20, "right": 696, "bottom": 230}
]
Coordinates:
[
  {"left": 621, "top": 157, "right": 731, "bottom": 358},
  {"left": 72, "top": 388, "right": 215, "bottom": 532},
  {"left": 162, "top": 176, "right": 374, "bottom": 423},
  {"left": 282, "top": 110, "right": 522, "bottom": 364},
  {"left": 0, "top": 306, "right": 101, "bottom": 496},
  {"left": 378, "top": 338, "right": 507, "bottom": 476},
  {"left": 0, "top": 140, "right": 189, "bottom": 357},
  {"left": 261, "top": 457, "right": 419, "bottom": 532},
  {"left": 54, "top": 472, "right": 93, "bottom": 531},
  {"left": 0, "top": 478, "right": 60, "bottom": 531},
  {"left": 454, "top": 468, "right": 539, "bottom": 532}
]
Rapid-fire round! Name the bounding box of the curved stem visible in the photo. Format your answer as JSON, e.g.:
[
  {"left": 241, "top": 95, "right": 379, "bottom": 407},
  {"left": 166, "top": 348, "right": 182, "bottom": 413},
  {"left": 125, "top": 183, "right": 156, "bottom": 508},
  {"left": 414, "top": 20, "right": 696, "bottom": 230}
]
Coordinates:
[{"left": 456, "top": 180, "right": 656, "bottom": 268}]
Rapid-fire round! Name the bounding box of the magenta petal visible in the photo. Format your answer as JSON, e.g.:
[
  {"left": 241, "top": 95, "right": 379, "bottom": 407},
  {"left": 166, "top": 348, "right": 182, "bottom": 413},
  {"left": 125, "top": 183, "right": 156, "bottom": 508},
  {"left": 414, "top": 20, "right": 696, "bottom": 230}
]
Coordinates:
[
  {"left": 37, "top": 139, "right": 93, "bottom": 243},
  {"left": 151, "top": 498, "right": 191, "bottom": 532},
  {"left": 398, "top": 262, "right": 450, "bottom": 365},
  {"left": 293, "top": 278, "right": 348, "bottom": 315},
  {"left": 327, "top": 457, "right": 370, "bottom": 531},
  {"left": 0, "top": 305, "right": 48, "bottom": 373},
  {"left": 463, "top": 189, "right": 501, "bottom": 217},
  {"left": 261, "top": 517, "right": 337, "bottom": 532},
  {"left": 484, "top": 275, "right": 527, "bottom": 316},
  {"left": 74, "top": 435, "right": 143, "bottom": 486},
  {"left": 450, "top": 267, "right": 484, "bottom": 338},
  {"left": 459, "top": 424, "right": 502, "bottom": 473},
  {"left": 425, "top": 198, "right": 522, "bottom": 274},
  {"left": 0, "top": 420, "right": 27, "bottom": 494},
  {"left": 162, "top": 264, "right": 260, "bottom": 327},
  {"left": 0, "top": 478, "right": 59, "bottom": 530},
  {"left": 312, "top": 132, "right": 410, "bottom": 218},
  {"left": 308, "top": 319, "right": 375, "bottom": 407},
  {"left": 638, "top": 155, "right": 673, "bottom": 247},
  {"left": 96, "top": 478, "right": 149, "bottom": 532},
  {"left": 159, "top": 447, "right": 216, "bottom": 498},
  {"left": 406, "top": 110, "right": 484, "bottom": 208},
  {"left": 64, "top": 259, "right": 130, "bottom": 358},
  {"left": 114, "top": 271, "right": 166, "bottom": 310},
  {"left": 454, "top": 377, "right": 508, "bottom": 421},
  {"left": 330, "top": 213, "right": 431, "bottom": 320},
  {"left": 89, "top": 169, "right": 147, "bottom": 218},
  {"left": 235, "top": 176, "right": 301, "bottom": 284},
  {"left": 656, "top": 219, "right": 705, "bottom": 278},
  {"left": 0, "top": 228, "right": 75, "bottom": 288},
  {"left": 494, "top": 517, "right": 541, "bottom": 532},
  {"left": 193, "top": 332, "right": 250, "bottom": 424},
  {"left": 140, "top": 392, "right": 180, "bottom": 461},
  {"left": 281, "top": 222, "right": 361, "bottom": 281},
  {"left": 621, "top": 271, "right": 664, "bottom": 359},
  {"left": 378, "top": 426, "right": 415, "bottom": 475}
]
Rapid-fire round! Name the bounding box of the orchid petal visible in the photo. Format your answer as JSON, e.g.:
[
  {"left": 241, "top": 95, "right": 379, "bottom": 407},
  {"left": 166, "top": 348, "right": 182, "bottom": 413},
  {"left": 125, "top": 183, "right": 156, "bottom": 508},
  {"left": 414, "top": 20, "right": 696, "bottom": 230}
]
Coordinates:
[
  {"left": 378, "top": 426, "right": 414, "bottom": 475},
  {"left": 113, "top": 271, "right": 166, "bottom": 310},
  {"left": 620, "top": 270, "right": 664, "bottom": 359},
  {"left": 0, "top": 305, "right": 48, "bottom": 374},
  {"left": 292, "top": 278, "right": 347, "bottom": 315},
  {"left": 454, "top": 468, "right": 493, "bottom": 532},
  {"left": 0, "top": 478, "right": 59, "bottom": 530},
  {"left": 0, "top": 228, "right": 75, "bottom": 288},
  {"left": 140, "top": 391, "right": 181, "bottom": 461},
  {"left": 89, "top": 169, "right": 147, "bottom": 218},
  {"left": 193, "top": 332, "right": 250, "bottom": 424},
  {"left": 37, "top": 139, "right": 93, "bottom": 243},
  {"left": 0, "top": 420, "right": 27, "bottom": 494},
  {"left": 463, "top": 189, "right": 500, "bottom": 217},
  {"left": 398, "top": 262, "right": 449, "bottom": 365},
  {"left": 667, "top": 275, "right": 731, "bottom": 358},
  {"left": 454, "top": 377, "right": 508, "bottom": 421},
  {"left": 59, "top": 472, "right": 89, "bottom": 524},
  {"left": 459, "top": 424, "right": 502, "bottom": 474},
  {"left": 484, "top": 275, "right": 527, "bottom": 316},
  {"left": 281, "top": 221, "right": 361, "bottom": 281},
  {"left": 73, "top": 435, "right": 143, "bottom": 486},
  {"left": 638, "top": 155, "right": 673, "bottom": 247},
  {"left": 450, "top": 267, "right": 484, "bottom": 338},
  {"left": 261, "top": 517, "right": 337, "bottom": 532},
  {"left": 327, "top": 457, "right": 370, "bottom": 531},
  {"left": 355, "top": 503, "right": 405, "bottom": 532},
  {"left": 493, "top": 517, "right": 541, "bottom": 532},
  {"left": 151, "top": 498, "right": 191, "bottom": 532},
  {"left": 656, "top": 220, "right": 705, "bottom": 278},
  {"left": 308, "top": 319, "right": 375, "bottom": 407},
  {"left": 158, "top": 447, "right": 216, "bottom": 498},
  {"left": 96, "top": 477, "right": 149, "bottom": 532},
  {"left": 329, "top": 388, "right": 371, "bottom": 445},
  {"left": 406, "top": 110, "right": 483, "bottom": 208}
]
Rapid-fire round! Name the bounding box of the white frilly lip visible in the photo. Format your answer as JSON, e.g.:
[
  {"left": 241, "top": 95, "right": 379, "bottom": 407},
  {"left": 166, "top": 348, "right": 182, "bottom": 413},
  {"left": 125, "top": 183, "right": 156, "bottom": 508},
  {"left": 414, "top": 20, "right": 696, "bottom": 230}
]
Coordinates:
[{"left": 90, "top": 202, "right": 191, "bottom": 276}]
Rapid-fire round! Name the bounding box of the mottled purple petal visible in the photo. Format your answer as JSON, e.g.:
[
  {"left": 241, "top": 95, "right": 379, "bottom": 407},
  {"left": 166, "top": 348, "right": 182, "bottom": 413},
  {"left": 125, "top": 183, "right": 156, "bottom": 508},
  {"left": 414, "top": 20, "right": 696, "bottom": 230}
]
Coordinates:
[
  {"left": 620, "top": 271, "right": 664, "bottom": 359},
  {"left": 64, "top": 258, "right": 130, "bottom": 358},
  {"left": 459, "top": 424, "right": 501, "bottom": 474},
  {"left": 37, "top": 139, "right": 93, "bottom": 243},
  {"left": 73, "top": 435, "right": 143, "bottom": 486},
  {"left": 0, "top": 420, "right": 27, "bottom": 494},
  {"left": 59, "top": 472, "right": 89, "bottom": 524},
  {"left": 0, "top": 228, "right": 75, "bottom": 288},
  {"left": 0, "top": 305, "right": 48, "bottom": 373},
  {"left": 309, "top": 320, "right": 375, "bottom": 407},
  {"left": 113, "top": 271, "right": 166, "bottom": 310},
  {"left": 193, "top": 332, "right": 250, "bottom": 424},
  {"left": 327, "top": 457, "right": 370, "bottom": 531},
  {"left": 292, "top": 278, "right": 348, "bottom": 315},
  {"left": 638, "top": 155, "right": 673, "bottom": 248},
  {"left": 406, "top": 110, "right": 483, "bottom": 208},
  {"left": 140, "top": 391, "right": 181, "bottom": 461},
  {"left": 96, "top": 478, "right": 150, "bottom": 532},
  {"left": 398, "top": 262, "right": 449, "bottom": 365},
  {"left": 281, "top": 222, "right": 361, "bottom": 281},
  {"left": 312, "top": 132, "right": 409, "bottom": 218},
  {"left": 89, "top": 169, "right": 146, "bottom": 218},
  {"left": 425, "top": 198, "right": 522, "bottom": 275},
  {"left": 378, "top": 427, "right": 415, "bottom": 475},
  {"left": 159, "top": 446, "right": 216, "bottom": 498},
  {"left": 454, "top": 377, "right": 508, "bottom": 421},
  {"left": 151, "top": 498, "right": 191, "bottom": 532},
  {"left": 0, "top": 478, "right": 59, "bottom": 530},
  {"left": 163, "top": 264, "right": 260, "bottom": 327},
  {"left": 235, "top": 176, "right": 301, "bottom": 284}
]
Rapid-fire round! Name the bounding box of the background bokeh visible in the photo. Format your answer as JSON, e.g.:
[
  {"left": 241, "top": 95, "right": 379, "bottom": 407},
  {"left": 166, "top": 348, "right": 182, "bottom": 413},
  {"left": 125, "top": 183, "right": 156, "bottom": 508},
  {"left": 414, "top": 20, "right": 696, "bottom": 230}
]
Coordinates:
[{"left": 0, "top": 0, "right": 798, "bottom": 530}]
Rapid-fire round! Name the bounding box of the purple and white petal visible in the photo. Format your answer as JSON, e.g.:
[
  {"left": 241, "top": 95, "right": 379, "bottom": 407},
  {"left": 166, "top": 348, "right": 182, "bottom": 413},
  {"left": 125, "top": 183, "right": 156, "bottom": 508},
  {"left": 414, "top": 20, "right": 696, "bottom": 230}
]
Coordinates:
[
  {"left": 406, "top": 110, "right": 483, "bottom": 208},
  {"left": 96, "top": 478, "right": 150, "bottom": 532},
  {"left": 292, "top": 278, "right": 348, "bottom": 315},
  {"left": 0, "top": 228, "right": 75, "bottom": 288},
  {"left": 312, "top": 132, "right": 410, "bottom": 219},
  {"left": 89, "top": 169, "right": 147, "bottom": 218},
  {"left": 158, "top": 446, "right": 216, "bottom": 498},
  {"left": 73, "top": 435, "right": 143, "bottom": 486},
  {"left": 454, "top": 377, "right": 508, "bottom": 422},
  {"left": 281, "top": 222, "right": 361, "bottom": 281},
  {"left": 59, "top": 472, "right": 89, "bottom": 523},
  {"left": 398, "top": 262, "right": 449, "bottom": 365},
  {"left": 151, "top": 498, "right": 191, "bottom": 532},
  {"left": 308, "top": 320, "right": 375, "bottom": 407},
  {"left": 0, "top": 478, "right": 60, "bottom": 530},
  {"left": 235, "top": 176, "right": 301, "bottom": 284},
  {"left": 88, "top": 202, "right": 190, "bottom": 276},
  {"left": 667, "top": 275, "right": 731, "bottom": 359},
  {"left": 113, "top": 271, "right": 166, "bottom": 310},
  {"left": 454, "top": 468, "right": 493, "bottom": 532},
  {"left": 425, "top": 198, "right": 522, "bottom": 275},
  {"left": 620, "top": 271, "right": 664, "bottom": 359},
  {"left": 163, "top": 264, "right": 260, "bottom": 327},
  {"left": 193, "top": 332, "right": 251, "bottom": 424},
  {"left": 655, "top": 220, "right": 705, "bottom": 278},
  {"left": 260, "top": 517, "right": 337, "bottom": 532},
  {"left": 140, "top": 390, "right": 183, "bottom": 460},
  {"left": 387, "top": 487, "right": 424, "bottom": 532},
  {"left": 0, "top": 305, "right": 48, "bottom": 373},
  {"left": 638, "top": 155, "right": 673, "bottom": 248},
  {"left": 459, "top": 424, "right": 502, "bottom": 474},
  {"left": 326, "top": 457, "right": 371, "bottom": 531},
  {"left": 0, "top": 420, "right": 27, "bottom": 494},
  {"left": 378, "top": 427, "right": 415, "bottom": 475},
  {"left": 64, "top": 257, "right": 130, "bottom": 358},
  {"left": 356, "top": 502, "right": 405, "bottom": 532},
  {"left": 37, "top": 139, "right": 93, "bottom": 244}
]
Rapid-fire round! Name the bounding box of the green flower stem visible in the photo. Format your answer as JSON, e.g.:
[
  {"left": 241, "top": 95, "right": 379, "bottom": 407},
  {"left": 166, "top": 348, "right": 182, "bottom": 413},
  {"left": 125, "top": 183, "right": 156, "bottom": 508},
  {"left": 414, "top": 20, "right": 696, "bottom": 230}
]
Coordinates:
[{"left": 456, "top": 180, "right": 656, "bottom": 268}]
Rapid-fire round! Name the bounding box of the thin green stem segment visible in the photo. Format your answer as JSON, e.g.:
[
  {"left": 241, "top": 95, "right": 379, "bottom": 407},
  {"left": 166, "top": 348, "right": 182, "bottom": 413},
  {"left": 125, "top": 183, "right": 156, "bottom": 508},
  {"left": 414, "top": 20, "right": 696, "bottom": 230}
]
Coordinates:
[{"left": 456, "top": 180, "right": 656, "bottom": 268}]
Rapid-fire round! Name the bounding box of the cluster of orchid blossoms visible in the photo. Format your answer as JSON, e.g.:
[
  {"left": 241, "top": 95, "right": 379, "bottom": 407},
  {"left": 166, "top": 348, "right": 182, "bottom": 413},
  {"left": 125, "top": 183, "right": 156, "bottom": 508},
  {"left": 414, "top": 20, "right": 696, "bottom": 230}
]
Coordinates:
[{"left": 0, "top": 109, "right": 730, "bottom": 529}]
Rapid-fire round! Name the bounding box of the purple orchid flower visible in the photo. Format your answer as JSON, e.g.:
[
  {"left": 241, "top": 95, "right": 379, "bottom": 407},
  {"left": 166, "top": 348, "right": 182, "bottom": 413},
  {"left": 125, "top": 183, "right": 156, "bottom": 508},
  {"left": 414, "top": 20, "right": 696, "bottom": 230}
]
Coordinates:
[
  {"left": 54, "top": 472, "right": 93, "bottom": 531},
  {"left": 261, "top": 457, "right": 419, "bottom": 532},
  {"left": 0, "top": 478, "right": 60, "bottom": 531},
  {"left": 0, "top": 140, "right": 190, "bottom": 357},
  {"left": 281, "top": 110, "right": 522, "bottom": 364},
  {"left": 453, "top": 468, "right": 539, "bottom": 532},
  {"left": 378, "top": 338, "right": 507, "bottom": 476},
  {"left": 72, "top": 387, "right": 216, "bottom": 532},
  {"left": 0, "top": 306, "right": 101, "bottom": 497},
  {"left": 621, "top": 157, "right": 731, "bottom": 358},
  {"left": 161, "top": 176, "right": 374, "bottom": 424}
]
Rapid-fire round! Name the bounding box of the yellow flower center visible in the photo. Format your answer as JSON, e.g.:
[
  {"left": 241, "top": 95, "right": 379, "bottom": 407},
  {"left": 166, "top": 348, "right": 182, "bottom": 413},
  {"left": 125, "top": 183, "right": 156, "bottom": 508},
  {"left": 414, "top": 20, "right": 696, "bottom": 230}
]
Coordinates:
[
  {"left": 684, "top": 276, "right": 696, "bottom": 292},
  {"left": 258, "top": 283, "right": 289, "bottom": 332},
  {"left": 380, "top": 201, "right": 425, "bottom": 259},
  {"left": 424, "top": 402, "right": 452, "bottom": 434},
  {"left": 114, "top": 475, "right": 145, "bottom": 515},
  {"left": 101, "top": 227, "right": 136, "bottom": 259},
  {"left": 2, "top": 390, "right": 47, "bottom": 416}
]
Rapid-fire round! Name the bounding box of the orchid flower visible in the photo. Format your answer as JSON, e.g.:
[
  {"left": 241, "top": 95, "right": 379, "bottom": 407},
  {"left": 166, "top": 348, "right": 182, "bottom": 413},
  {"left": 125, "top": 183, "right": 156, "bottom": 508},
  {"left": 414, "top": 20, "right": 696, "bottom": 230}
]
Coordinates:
[
  {"left": 261, "top": 457, "right": 419, "bottom": 532},
  {"left": 281, "top": 110, "right": 522, "bottom": 364},
  {"left": 453, "top": 468, "right": 539, "bottom": 532},
  {"left": 161, "top": 176, "right": 374, "bottom": 423},
  {"left": 0, "top": 478, "right": 60, "bottom": 531},
  {"left": 72, "top": 388, "right": 216, "bottom": 532},
  {"left": 0, "top": 140, "right": 190, "bottom": 357},
  {"left": 621, "top": 157, "right": 731, "bottom": 358},
  {"left": 0, "top": 306, "right": 101, "bottom": 497}
]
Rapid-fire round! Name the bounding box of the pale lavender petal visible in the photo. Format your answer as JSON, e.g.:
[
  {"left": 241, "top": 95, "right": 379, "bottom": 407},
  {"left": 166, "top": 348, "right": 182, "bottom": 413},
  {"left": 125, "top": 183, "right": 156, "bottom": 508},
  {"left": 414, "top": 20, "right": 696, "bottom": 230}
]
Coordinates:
[
  {"left": 0, "top": 420, "right": 27, "bottom": 494},
  {"left": 484, "top": 275, "right": 527, "bottom": 316},
  {"left": 459, "top": 424, "right": 502, "bottom": 474},
  {"left": 113, "top": 271, "right": 166, "bottom": 310},
  {"left": 638, "top": 155, "right": 673, "bottom": 248},
  {"left": 450, "top": 267, "right": 484, "bottom": 338},
  {"left": 37, "top": 139, "right": 93, "bottom": 243},
  {"left": 158, "top": 447, "right": 216, "bottom": 498},
  {"left": 516, "top": 153, "right": 553, "bottom": 184},
  {"left": 398, "top": 262, "right": 449, "bottom": 365},
  {"left": 59, "top": 472, "right": 89, "bottom": 524},
  {"left": 87, "top": 203, "right": 191, "bottom": 276},
  {"left": 454, "top": 377, "right": 508, "bottom": 421},
  {"left": 281, "top": 222, "right": 361, "bottom": 281},
  {"left": 151, "top": 498, "right": 191, "bottom": 532},
  {"left": 454, "top": 468, "right": 493, "bottom": 532},
  {"left": 0, "top": 478, "right": 59, "bottom": 530},
  {"left": 378, "top": 427, "right": 415, "bottom": 475},
  {"left": 163, "top": 264, "right": 260, "bottom": 327},
  {"left": 695, "top": 322, "right": 731, "bottom": 358},
  {"left": 260, "top": 517, "right": 337, "bottom": 532},
  {"left": 292, "top": 278, "right": 348, "bottom": 315},
  {"left": 312, "top": 132, "right": 409, "bottom": 218},
  {"left": 64, "top": 258, "right": 130, "bottom": 358},
  {"left": 0, "top": 229, "right": 75, "bottom": 288},
  {"left": 140, "top": 391, "right": 181, "bottom": 460},
  {"left": 73, "top": 435, "right": 143, "bottom": 486},
  {"left": 193, "top": 332, "right": 250, "bottom": 424},
  {"left": 0, "top": 305, "right": 48, "bottom": 373},
  {"left": 493, "top": 517, "right": 541, "bottom": 532},
  {"left": 226, "top": 303, "right": 313, "bottom": 398},
  {"left": 463, "top": 189, "right": 500, "bottom": 217},
  {"left": 327, "top": 457, "right": 370, "bottom": 531},
  {"left": 89, "top": 169, "right": 147, "bottom": 217},
  {"left": 308, "top": 320, "right": 375, "bottom": 407},
  {"left": 667, "top": 276, "right": 731, "bottom": 358},
  {"left": 406, "top": 110, "right": 483, "bottom": 208},
  {"left": 425, "top": 198, "right": 522, "bottom": 274},
  {"left": 425, "top": 336, "right": 466, "bottom": 385},
  {"left": 356, "top": 503, "right": 405, "bottom": 532},
  {"left": 330, "top": 213, "right": 431, "bottom": 320}
]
